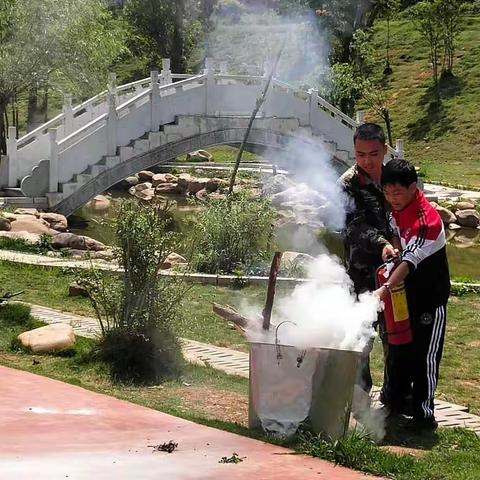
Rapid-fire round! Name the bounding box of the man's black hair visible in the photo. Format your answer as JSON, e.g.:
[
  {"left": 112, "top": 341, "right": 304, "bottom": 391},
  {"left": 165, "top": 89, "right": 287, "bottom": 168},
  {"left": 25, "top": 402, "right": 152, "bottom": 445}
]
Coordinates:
[
  {"left": 381, "top": 158, "right": 418, "bottom": 188},
  {"left": 353, "top": 123, "right": 386, "bottom": 145}
]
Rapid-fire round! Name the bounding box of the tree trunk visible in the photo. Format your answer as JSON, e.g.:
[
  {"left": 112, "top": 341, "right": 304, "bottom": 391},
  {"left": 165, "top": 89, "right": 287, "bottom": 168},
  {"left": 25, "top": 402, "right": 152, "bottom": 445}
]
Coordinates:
[
  {"left": 171, "top": 0, "right": 185, "bottom": 72},
  {"left": 27, "top": 85, "right": 49, "bottom": 132},
  {"left": 0, "top": 101, "right": 6, "bottom": 155},
  {"left": 383, "top": 108, "right": 393, "bottom": 148}
]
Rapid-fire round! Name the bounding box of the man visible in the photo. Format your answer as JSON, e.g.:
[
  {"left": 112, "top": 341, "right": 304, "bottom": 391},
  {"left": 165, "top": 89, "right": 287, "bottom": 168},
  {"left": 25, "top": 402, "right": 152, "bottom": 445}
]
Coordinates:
[
  {"left": 374, "top": 159, "right": 450, "bottom": 430},
  {"left": 339, "top": 123, "right": 397, "bottom": 394}
]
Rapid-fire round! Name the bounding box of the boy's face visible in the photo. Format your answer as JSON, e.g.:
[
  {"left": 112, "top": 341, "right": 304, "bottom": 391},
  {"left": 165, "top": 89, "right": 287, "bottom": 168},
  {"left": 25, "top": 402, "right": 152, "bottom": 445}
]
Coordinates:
[
  {"left": 383, "top": 182, "right": 417, "bottom": 211},
  {"left": 354, "top": 139, "right": 386, "bottom": 179}
]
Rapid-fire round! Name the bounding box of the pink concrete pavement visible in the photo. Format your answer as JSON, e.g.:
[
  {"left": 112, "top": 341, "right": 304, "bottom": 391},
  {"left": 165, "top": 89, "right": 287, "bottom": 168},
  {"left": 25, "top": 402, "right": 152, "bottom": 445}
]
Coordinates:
[{"left": 0, "top": 366, "right": 383, "bottom": 480}]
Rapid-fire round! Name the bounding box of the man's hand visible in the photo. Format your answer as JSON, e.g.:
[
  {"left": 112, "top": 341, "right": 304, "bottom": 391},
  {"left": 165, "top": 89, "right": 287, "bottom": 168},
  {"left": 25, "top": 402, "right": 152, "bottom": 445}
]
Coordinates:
[{"left": 382, "top": 244, "right": 400, "bottom": 262}]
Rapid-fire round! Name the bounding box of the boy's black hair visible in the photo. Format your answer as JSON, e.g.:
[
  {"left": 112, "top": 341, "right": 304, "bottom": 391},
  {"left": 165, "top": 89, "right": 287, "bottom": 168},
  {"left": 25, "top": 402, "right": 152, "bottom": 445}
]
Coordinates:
[
  {"left": 353, "top": 123, "right": 386, "bottom": 145},
  {"left": 381, "top": 158, "right": 418, "bottom": 188}
]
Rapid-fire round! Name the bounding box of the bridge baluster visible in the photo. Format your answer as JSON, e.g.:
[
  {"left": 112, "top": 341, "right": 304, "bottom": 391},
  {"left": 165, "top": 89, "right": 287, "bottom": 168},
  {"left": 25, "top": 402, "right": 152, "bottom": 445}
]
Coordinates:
[
  {"left": 6, "top": 126, "right": 18, "bottom": 188},
  {"left": 150, "top": 70, "right": 160, "bottom": 132},
  {"left": 63, "top": 94, "right": 73, "bottom": 137},
  {"left": 48, "top": 128, "right": 59, "bottom": 193},
  {"left": 106, "top": 91, "right": 118, "bottom": 157}
]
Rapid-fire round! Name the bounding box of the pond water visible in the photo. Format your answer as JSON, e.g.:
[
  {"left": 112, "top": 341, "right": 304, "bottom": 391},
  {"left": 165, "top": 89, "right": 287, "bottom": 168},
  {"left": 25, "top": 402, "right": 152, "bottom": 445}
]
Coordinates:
[{"left": 70, "top": 192, "right": 480, "bottom": 281}]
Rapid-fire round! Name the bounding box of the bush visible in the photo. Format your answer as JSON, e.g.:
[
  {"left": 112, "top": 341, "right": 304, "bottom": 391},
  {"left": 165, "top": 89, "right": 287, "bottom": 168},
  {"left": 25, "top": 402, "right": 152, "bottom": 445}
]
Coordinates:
[
  {"left": 0, "top": 234, "right": 52, "bottom": 255},
  {"left": 190, "top": 192, "right": 275, "bottom": 274},
  {"left": 77, "top": 201, "right": 187, "bottom": 385},
  {"left": 0, "top": 302, "right": 33, "bottom": 327}
]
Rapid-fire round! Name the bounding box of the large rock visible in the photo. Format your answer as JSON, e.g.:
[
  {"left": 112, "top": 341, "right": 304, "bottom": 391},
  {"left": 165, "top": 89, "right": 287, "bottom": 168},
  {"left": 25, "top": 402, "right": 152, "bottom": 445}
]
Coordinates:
[
  {"left": 130, "top": 187, "right": 155, "bottom": 201},
  {"left": 155, "top": 183, "right": 181, "bottom": 195},
  {"left": 0, "top": 231, "right": 41, "bottom": 244},
  {"left": 280, "top": 251, "right": 315, "bottom": 272},
  {"left": 14, "top": 208, "right": 38, "bottom": 216},
  {"left": 455, "top": 209, "right": 480, "bottom": 228},
  {"left": 161, "top": 252, "right": 188, "bottom": 270},
  {"left": 68, "top": 282, "right": 89, "bottom": 297},
  {"left": 124, "top": 176, "right": 139, "bottom": 188},
  {"left": 186, "top": 149, "right": 213, "bottom": 162},
  {"left": 206, "top": 177, "right": 228, "bottom": 193},
  {"left": 135, "top": 182, "right": 152, "bottom": 192},
  {"left": 38, "top": 212, "right": 68, "bottom": 232},
  {"left": 455, "top": 201, "right": 476, "bottom": 211},
  {"left": 195, "top": 188, "right": 209, "bottom": 201},
  {"left": 262, "top": 174, "right": 296, "bottom": 196},
  {"left": 18, "top": 323, "right": 75, "bottom": 353},
  {"left": 0, "top": 217, "right": 11, "bottom": 231},
  {"left": 9, "top": 217, "right": 54, "bottom": 235},
  {"left": 187, "top": 178, "right": 209, "bottom": 194},
  {"left": 435, "top": 205, "right": 457, "bottom": 224},
  {"left": 51, "top": 232, "right": 105, "bottom": 251},
  {"left": 85, "top": 194, "right": 111, "bottom": 212},
  {"left": 177, "top": 173, "right": 193, "bottom": 192},
  {"left": 138, "top": 170, "right": 155, "bottom": 182}
]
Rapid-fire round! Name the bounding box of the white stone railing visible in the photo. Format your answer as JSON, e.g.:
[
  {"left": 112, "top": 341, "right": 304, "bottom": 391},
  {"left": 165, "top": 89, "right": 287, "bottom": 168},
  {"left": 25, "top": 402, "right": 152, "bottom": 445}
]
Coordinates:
[{"left": 6, "top": 57, "right": 405, "bottom": 196}]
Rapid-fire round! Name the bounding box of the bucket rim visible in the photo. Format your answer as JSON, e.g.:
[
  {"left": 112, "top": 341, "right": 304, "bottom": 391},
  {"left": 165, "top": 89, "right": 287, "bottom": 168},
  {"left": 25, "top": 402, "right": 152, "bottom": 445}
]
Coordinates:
[{"left": 248, "top": 341, "right": 362, "bottom": 354}]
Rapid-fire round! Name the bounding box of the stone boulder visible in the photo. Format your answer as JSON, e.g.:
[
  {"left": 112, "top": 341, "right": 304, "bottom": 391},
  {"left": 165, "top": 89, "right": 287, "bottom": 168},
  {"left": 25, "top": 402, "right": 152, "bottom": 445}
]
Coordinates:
[
  {"left": 177, "top": 174, "right": 193, "bottom": 192},
  {"left": 14, "top": 208, "right": 38, "bottom": 216},
  {"left": 187, "top": 178, "right": 209, "bottom": 194},
  {"left": 85, "top": 194, "right": 111, "bottom": 212},
  {"left": 138, "top": 170, "right": 155, "bottom": 182},
  {"left": 435, "top": 205, "right": 457, "bottom": 224},
  {"left": 124, "top": 176, "right": 139, "bottom": 188},
  {"left": 2, "top": 212, "right": 17, "bottom": 222},
  {"left": 9, "top": 217, "right": 54, "bottom": 235},
  {"left": 0, "top": 231, "right": 41, "bottom": 244},
  {"left": 134, "top": 182, "right": 152, "bottom": 192},
  {"left": 0, "top": 216, "right": 11, "bottom": 231},
  {"left": 39, "top": 213, "right": 68, "bottom": 232},
  {"left": 206, "top": 177, "right": 228, "bottom": 193},
  {"left": 51, "top": 232, "right": 105, "bottom": 251},
  {"left": 18, "top": 323, "right": 75, "bottom": 353},
  {"left": 455, "top": 201, "right": 476, "bottom": 211},
  {"left": 455, "top": 209, "right": 480, "bottom": 228},
  {"left": 161, "top": 252, "right": 188, "bottom": 270},
  {"left": 186, "top": 149, "right": 213, "bottom": 162},
  {"left": 280, "top": 251, "right": 314, "bottom": 273},
  {"left": 155, "top": 183, "right": 181, "bottom": 195},
  {"left": 68, "top": 282, "right": 89, "bottom": 297},
  {"left": 195, "top": 189, "right": 209, "bottom": 201},
  {"left": 262, "top": 174, "right": 296, "bottom": 196},
  {"left": 130, "top": 187, "right": 155, "bottom": 201}
]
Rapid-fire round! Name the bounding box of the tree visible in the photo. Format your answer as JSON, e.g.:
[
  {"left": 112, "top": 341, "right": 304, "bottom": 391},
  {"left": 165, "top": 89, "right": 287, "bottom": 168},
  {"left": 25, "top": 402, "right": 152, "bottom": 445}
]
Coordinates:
[
  {"left": 0, "top": 0, "right": 126, "bottom": 152},
  {"left": 408, "top": 1, "right": 444, "bottom": 101},
  {"left": 438, "top": 0, "right": 464, "bottom": 75},
  {"left": 362, "top": 81, "right": 394, "bottom": 147}
]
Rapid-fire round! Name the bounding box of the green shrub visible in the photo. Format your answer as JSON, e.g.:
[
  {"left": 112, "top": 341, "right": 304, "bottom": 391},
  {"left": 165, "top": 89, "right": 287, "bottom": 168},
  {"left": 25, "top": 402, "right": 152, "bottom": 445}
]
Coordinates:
[
  {"left": 190, "top": 192, "right": 275, "bottom": 274},
  {"left": 0, "top": 302, "right": 33, "bottom": 327},
  {"left": 77, "top": 200, "right": 187, "bottom": 385},
  {"left": 0, "top": 234, "right": 52, "bottom": 254}
]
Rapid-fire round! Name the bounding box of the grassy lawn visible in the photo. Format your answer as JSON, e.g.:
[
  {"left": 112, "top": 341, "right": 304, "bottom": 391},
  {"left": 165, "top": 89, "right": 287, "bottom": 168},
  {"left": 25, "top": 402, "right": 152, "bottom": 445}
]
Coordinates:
[
  {"left": 368, "top": 16, "right": 480, "bottom": 188},
  {"left": 1, "top": 260, "right": 479, "bottom": 416},
  {"left": 1, "top": 295, "right": 479, "bottom": 479},
  {"left": 176, "top": 145, "right": 264, "bottom": 163}
]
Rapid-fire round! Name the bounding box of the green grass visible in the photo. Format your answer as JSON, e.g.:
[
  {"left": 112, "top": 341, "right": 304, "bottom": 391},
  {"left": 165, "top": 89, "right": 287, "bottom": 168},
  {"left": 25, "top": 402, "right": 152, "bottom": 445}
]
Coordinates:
[
  {"left": 1, "top": 260, "right": 479, "bottom": 415},
  {"left": 177, "top": 145, "right": 264, "bottom": 163},
  {"left": 368, "top": 16, "right": 480, "bottom": 188}
]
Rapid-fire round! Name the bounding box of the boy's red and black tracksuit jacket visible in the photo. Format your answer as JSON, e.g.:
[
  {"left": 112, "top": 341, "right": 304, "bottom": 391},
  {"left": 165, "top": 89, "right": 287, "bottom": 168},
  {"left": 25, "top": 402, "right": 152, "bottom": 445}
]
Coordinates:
[{"left": 386, "top": 190, "right": 450, "bottom": 420}]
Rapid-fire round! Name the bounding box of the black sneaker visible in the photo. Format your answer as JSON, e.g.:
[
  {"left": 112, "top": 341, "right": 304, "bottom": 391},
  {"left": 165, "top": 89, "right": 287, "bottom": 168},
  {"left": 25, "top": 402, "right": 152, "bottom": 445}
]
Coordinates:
[{"left": 408, "top": 416, "right": 438, "bottom": 432}]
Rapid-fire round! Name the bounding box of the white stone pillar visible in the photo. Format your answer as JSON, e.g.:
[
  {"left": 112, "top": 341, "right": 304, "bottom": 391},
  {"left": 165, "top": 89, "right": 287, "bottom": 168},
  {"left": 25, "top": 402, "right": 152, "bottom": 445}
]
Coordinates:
[
  {"left": 308, "top": 88, "right": 319, "bottom": 127},
  {"left": 48, "top": 128, "right": 59, "bottom": 193},
  {"left": 150, "top": 70, "right": 160, "bottom": 132},
  {"left": 356, "top": 111, "right": 366, "bottom": 125},
  {"left": 63, "top": 94, "right": 73, "bottom": 137},
  {"left": 161, "top": 58, "right": 172, "bottom": 85},
  {"left": 395, "top": 139, "right": 405, "bottom": 159},
  {"left": 204, "top": 57, "right": 215, "bottom": 115},
  {"left": 109, "top": 72, "right": 118, "bottom": 102},
  {"left": 106, "top": 91, "right": 118, "bottom": 156},
  {"left": 218, "top": 61, "right": 228, "bottom": 85},
  {"left": 6, "top": 126, "right": 18, "bottom": 187}
]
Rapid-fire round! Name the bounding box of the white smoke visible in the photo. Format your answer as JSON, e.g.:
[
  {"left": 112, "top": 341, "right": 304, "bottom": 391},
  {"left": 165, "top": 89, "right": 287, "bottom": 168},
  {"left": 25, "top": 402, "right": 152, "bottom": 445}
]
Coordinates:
[{"left": 245, "top": 254, "right": 380, "bottom": 353}]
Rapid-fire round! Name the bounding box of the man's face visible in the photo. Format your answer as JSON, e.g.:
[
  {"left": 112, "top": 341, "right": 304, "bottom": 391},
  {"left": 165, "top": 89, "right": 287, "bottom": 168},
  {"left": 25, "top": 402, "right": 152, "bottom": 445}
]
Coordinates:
[
  {"left": 354, "top": 139, "right": 386, "bottom": 178},
  {"left": 383, "top": 182, "right": 417, "bottom": 211}
]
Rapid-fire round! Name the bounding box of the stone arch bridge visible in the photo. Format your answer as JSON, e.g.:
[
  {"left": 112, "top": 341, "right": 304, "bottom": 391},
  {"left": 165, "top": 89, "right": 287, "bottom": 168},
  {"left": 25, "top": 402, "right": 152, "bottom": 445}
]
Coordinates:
[{"left": 1, "top": 59, "right": 403, "bottom": 216}]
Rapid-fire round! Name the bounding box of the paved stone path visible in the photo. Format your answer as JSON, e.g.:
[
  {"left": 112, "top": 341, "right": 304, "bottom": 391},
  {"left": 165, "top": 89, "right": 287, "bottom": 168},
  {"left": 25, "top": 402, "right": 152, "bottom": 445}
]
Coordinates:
[
  {"left": 26, "top": 303, "right": 480, "bottom": 434},
  {"left": 424, "top": 183, "right": 480, "bottom": 203}
]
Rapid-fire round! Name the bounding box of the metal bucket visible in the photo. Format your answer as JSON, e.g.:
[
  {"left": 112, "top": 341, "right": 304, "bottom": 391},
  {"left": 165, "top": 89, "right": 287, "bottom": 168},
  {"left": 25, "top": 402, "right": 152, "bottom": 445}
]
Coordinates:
[{"left": 249, "top": 340, "right": 360, "bottom": 440}]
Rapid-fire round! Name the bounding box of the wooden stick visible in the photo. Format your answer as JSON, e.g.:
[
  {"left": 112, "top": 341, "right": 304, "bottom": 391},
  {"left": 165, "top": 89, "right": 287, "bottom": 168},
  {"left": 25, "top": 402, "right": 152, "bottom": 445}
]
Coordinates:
[
  {"left": 212, "top": 303, "right": 250, "bottom": 329},
  {"left": 262, "top": 251, "right": 283, "bottom": 330}
]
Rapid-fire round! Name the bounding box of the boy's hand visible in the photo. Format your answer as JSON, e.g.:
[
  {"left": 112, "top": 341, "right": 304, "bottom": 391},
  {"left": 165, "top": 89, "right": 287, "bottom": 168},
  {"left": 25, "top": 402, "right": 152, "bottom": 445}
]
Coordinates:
[
  {"left": 373, "top": 286, "right": 388, "bottom": 302},
  {"left": 382, "top": 244, "right": 400, "bottom": 262}
]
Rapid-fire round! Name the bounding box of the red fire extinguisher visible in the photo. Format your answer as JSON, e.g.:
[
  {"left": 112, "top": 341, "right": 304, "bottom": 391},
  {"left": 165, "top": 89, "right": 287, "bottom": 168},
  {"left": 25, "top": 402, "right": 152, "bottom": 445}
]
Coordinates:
[{"left": 376, "top": 261, "right": 413, "bottom": 346}]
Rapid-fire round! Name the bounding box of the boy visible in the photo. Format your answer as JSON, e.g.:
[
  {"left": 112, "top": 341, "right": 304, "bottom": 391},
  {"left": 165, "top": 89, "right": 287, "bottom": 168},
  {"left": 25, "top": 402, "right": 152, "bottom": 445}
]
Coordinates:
[{"left": 374, "top": 159, "right": 450, "bottom": 430}]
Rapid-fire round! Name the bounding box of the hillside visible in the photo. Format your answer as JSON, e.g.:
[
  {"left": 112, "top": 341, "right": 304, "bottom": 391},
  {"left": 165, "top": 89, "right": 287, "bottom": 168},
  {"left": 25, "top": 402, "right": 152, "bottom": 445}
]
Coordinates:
[{"left": 368, "top": 15, "right": 480, "bottom": 188}]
